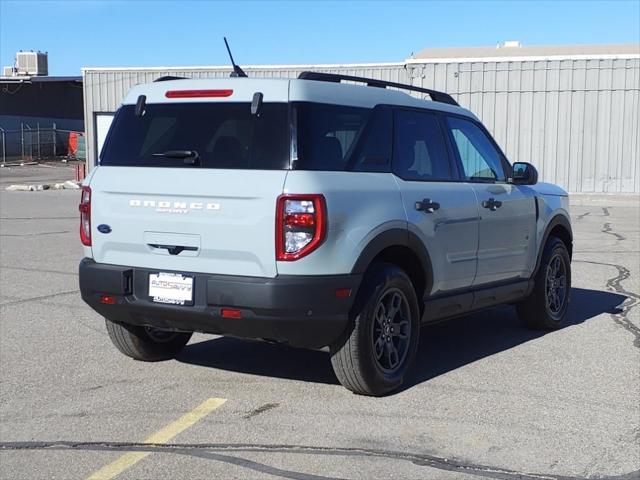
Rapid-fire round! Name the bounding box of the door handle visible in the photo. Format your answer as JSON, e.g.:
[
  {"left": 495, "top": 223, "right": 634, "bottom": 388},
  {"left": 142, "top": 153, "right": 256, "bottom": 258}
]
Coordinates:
[
  {"left": 481, "top": 198, "right": 503, "bottom": 211},
  {"left": 415, "top": 198, "right": 440, "bottom": 213}
]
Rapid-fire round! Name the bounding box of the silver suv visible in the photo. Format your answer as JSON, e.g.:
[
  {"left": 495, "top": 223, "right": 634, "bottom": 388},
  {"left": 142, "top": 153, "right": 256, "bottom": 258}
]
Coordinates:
[{"left": 79, "top": 72, "right": 572, "bottom": 396}]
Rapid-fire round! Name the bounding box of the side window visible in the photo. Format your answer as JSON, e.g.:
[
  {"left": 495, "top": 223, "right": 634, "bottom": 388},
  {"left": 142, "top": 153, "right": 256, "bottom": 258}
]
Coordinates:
[
  {"left": 446, "top": 116, "right": 506, "bottom": 182},
  {"left": 296, "top": 103, "right": 369, "bottom": 171},
  {"left": 350, "top": 107, "right": 392, "bottom": 172},
  {"left": 393, "top": 110, "right": 453, "bottom": 181}
]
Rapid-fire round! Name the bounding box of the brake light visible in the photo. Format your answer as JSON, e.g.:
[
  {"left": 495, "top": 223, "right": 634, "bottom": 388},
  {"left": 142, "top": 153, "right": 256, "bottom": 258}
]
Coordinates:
[
  {"left": 276, "top": 194, "right": 326, "bottom": 261},
  {"left": 165, "top": 89, "right": 233, "bottom": 98},
  {"left": 79, "top": 186, "right": 91, "bottom": 246}
]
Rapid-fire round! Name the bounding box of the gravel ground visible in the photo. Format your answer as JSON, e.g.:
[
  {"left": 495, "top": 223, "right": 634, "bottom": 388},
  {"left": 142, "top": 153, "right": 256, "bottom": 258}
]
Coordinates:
[{"left": 0, "top": 163, "right": 80, "bottom": 188}]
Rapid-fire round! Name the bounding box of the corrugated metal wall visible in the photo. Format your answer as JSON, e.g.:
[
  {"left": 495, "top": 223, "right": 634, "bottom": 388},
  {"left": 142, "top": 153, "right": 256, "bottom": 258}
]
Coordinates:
[
  {"left": 407, "top": 58, "right": 640, "bottom": 194},
  {"left": 83, "top": 57, "right": 640, "bottom": 194}
]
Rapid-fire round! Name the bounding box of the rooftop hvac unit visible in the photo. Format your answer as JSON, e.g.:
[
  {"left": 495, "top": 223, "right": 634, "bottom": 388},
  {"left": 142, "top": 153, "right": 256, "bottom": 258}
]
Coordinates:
[{"left": 16, "top": 51, "right": 48, "bottom": 76}]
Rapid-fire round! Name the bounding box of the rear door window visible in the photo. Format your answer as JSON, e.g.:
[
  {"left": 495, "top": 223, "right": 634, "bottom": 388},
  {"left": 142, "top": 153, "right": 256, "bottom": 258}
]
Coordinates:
[
  {"left": 349, "top": 107, "right": 393, "bottom": 172},
  {"left": 100, "top": 103, "right": 289, "bottom": 169},
  {"left": 393, "top": 110, "right": 454, "bottom": 181}
]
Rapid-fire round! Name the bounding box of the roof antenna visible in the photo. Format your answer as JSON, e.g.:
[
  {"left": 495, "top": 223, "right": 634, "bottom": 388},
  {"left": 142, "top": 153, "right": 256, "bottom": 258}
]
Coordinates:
[{"left": 223, "top": 37, "right": 248, "bottom": 78}]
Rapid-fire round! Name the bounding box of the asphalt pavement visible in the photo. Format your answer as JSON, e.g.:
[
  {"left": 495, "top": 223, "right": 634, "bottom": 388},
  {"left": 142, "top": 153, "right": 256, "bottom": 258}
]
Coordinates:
[{"left": 0, "top": 174, "right": 638, "bottom": 480}]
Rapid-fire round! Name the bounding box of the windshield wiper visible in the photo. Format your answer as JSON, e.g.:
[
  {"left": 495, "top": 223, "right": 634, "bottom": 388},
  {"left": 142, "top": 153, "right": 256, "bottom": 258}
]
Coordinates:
[{"left": 152, "top": 150, "right": 200, "bottom": 165}]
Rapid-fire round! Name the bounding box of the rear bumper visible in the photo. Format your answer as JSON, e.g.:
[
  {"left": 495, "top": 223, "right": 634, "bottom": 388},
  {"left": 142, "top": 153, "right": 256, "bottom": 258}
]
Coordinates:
[{"left": 79, "top": 258, "right": 361, "bottom": 349}]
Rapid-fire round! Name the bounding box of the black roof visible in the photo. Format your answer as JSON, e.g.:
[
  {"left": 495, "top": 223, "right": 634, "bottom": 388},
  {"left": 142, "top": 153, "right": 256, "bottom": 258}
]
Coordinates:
[{"left": 0, "top": 76, "right": 82, "bottom": 84}]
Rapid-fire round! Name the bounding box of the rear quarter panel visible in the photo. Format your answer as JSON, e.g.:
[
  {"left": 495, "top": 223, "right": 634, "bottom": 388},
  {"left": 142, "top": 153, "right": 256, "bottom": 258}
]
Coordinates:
[{"left": 278, "top": 171, "right": 406, "bottom": 275}]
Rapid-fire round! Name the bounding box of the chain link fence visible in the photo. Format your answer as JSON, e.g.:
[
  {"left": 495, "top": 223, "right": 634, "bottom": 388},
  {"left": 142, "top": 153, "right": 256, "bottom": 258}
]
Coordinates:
[{"left": 0, "top": 123, "right": 86, "bottom": 165}]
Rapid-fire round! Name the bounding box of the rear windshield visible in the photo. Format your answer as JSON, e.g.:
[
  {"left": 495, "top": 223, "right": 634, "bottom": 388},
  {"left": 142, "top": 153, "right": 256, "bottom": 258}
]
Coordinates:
[{"left": 100, "top": 103, "right": 289, "bottom": 169}]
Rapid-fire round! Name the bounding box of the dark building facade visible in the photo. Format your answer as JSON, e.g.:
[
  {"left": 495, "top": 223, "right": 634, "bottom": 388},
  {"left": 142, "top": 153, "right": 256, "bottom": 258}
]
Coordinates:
[{"left": 0, "top": 76, "right": 84, "bottom": 162}]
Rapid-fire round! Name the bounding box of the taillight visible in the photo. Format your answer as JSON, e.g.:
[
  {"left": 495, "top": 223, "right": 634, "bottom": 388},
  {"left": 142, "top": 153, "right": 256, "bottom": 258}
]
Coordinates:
[
  {"left": 79, "top": 186, "right": 91, "bottom": 246},
  {"left": 276, "top": 194, "right": 326, "bottom": 261}
]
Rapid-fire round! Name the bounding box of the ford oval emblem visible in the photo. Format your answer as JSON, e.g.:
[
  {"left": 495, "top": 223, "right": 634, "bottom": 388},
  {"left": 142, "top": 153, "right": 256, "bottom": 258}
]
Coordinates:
[{"left": 97, "top": 224, "right": 112, "bottom": 234}]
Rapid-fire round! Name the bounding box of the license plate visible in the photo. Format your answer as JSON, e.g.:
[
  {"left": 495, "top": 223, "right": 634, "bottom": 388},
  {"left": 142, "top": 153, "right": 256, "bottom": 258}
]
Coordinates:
[{"left": 149, "top": 272, "right": 194, "bottom": 306}]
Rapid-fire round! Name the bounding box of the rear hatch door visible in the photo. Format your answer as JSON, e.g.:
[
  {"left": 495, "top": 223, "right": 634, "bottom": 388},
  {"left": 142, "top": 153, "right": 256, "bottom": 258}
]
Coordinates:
[{"left": 89, "top": 80, "right": 290, "bottom": 278}]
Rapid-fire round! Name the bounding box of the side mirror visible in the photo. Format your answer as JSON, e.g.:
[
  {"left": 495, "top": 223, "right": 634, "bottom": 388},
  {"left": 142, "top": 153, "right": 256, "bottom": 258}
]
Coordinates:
[{"left": 511, "top": 162, "right": 538, "bottom": 185}]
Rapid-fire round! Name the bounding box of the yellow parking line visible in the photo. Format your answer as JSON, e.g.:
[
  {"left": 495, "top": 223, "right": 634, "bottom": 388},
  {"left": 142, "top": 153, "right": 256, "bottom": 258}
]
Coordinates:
[{"left": 86, "top": 397, "right": 227, "bottom": 480}]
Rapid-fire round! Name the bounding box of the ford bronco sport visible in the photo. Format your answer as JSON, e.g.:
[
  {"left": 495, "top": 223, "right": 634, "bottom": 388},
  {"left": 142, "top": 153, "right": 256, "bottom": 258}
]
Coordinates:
[{"left": 79, "top": 72, "right": 572, "bottom": 396}]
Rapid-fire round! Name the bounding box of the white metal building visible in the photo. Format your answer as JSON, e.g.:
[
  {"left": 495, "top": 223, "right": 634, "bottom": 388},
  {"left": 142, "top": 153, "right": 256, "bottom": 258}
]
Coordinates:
[{"left": 82, "top": 43, "right": 640, "bottom": 194}]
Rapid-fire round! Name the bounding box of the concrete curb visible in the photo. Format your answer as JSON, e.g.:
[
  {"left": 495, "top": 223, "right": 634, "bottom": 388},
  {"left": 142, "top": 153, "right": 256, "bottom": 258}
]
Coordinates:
[
  {"left": 5, "top": 180, "right": 81, "bottom": 192},
  {"left": 0, "top": 161, "right": 39, "bottom": 168}
]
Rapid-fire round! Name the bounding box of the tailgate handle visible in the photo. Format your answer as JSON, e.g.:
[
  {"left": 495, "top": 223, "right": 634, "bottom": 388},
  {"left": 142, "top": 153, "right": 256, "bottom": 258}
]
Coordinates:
[{"left": 148, "top": 244, "right": 198, "bottom": 256}]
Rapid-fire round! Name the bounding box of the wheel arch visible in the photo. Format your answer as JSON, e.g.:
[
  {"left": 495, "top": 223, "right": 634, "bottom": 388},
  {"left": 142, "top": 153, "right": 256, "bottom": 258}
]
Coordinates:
[
  {"left": 351, "top": 229, "right": 433, "bottom": 302},
  {"left": 533, "top": 214, "right": 573, "bottom": 276}
]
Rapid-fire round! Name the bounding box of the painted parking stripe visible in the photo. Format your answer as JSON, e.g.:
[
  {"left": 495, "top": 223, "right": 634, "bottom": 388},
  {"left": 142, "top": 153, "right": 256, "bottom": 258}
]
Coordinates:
[{"left": 86, "top": 397, "right": 227, "bottom": 480}]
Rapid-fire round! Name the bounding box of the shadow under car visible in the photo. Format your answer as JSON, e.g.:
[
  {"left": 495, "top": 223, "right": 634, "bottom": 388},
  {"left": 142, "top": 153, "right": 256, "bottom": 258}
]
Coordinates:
[{"left": 177, "top": 287, "right": 626, "bottom": 390}]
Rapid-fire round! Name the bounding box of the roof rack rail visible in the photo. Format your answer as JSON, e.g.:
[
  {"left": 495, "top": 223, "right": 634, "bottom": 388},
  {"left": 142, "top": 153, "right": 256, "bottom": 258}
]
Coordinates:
[
  {"left": 297, "top": 71, "right": 459, "bottom": 106},
  {"left": 154, "top": 76, "right": 187, "bottom": 82}
]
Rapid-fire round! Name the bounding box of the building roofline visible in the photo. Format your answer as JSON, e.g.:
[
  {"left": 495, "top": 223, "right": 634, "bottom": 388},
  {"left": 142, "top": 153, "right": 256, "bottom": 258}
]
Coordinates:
[
  {"left": 79, "top": 44, "right": 640, "bottom": 75},
  {"left": 405, "top": 53, "right": 640, "bottom": 64},
  {"left": 0, "top": 75, "right": 81, "bottom": 83},
  {"left": 81, "top": 61, "right": 405, "bottom": 73},
  {"left": 80, "top": 53, "right": 640, "bottom": 75},
  {"left": 407, "top": 43, "right": 640, "bottom": 63}
]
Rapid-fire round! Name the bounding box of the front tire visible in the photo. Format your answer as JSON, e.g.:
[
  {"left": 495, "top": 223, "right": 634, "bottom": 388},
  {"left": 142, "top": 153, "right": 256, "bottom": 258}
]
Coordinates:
[
  {"left": 517, "top": 236, "right": 571, "bottom": 329},
  {"left": 105, "top": 319, "right": 192, "bottom": 361},
  {"left": 330, "top": 263, "right": 420, "bottom": 396}
]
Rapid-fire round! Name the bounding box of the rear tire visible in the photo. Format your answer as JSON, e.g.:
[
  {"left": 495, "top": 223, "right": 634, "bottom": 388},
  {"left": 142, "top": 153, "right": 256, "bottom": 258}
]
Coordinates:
[
  {"left": 105, "top": 319, "right": 192, "bottom": 361},
  {"left": 517, "top": 236, "right": 571, "bottom": 330},
  {"left": 330, "top": 263, "right": 420, "bottom": 396}
]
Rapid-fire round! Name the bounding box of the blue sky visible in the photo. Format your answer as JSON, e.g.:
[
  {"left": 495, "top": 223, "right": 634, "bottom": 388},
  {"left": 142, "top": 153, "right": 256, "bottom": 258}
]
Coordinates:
[{"left": 1, "top": 0, "right": 639, "bottom": 75}]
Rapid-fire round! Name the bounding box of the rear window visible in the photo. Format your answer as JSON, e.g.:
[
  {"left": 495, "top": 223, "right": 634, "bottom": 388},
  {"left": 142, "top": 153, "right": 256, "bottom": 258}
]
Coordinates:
[{"left": 100, "top": 103, "right": 289, "bottom": 169}]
